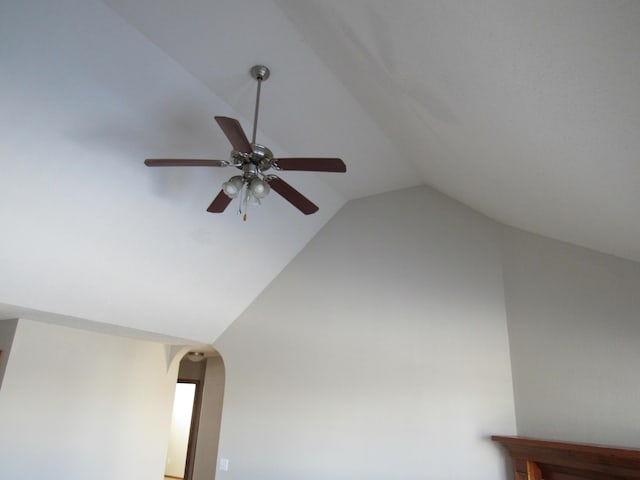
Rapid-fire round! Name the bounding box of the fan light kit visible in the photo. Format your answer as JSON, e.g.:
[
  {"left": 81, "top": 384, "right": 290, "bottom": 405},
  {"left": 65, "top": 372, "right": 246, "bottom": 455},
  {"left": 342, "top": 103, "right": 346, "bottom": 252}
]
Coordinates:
[{"left": 145, "top": 65, "right": 346, "bottom": 220}]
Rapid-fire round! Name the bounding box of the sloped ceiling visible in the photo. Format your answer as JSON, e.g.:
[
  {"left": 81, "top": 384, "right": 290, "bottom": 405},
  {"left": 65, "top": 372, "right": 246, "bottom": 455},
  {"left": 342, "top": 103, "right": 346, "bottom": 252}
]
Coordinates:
[{"left": 2, "top": 0, "right": 640, "bottom": 342}]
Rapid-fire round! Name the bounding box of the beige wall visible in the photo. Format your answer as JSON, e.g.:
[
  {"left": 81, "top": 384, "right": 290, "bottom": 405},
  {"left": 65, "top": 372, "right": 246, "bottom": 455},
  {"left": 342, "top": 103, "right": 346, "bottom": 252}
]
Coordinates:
[
  {"left": 215, "top": 186, "right": 517, "bottom": 480},
  {"left": 0, "top": 319, "right": 179, "bottom": 480},
  {"left": 502, "top": 227, "right": 640, "bottom": 447},
  {"left": 192, "top": 355, "right": 225, "bottom": 480},
  {"left": 0, "top": 319, "right": 18, "bottom": 389},
  {"left": 179, "top": 356, "right": 206, "bottom": 382}
]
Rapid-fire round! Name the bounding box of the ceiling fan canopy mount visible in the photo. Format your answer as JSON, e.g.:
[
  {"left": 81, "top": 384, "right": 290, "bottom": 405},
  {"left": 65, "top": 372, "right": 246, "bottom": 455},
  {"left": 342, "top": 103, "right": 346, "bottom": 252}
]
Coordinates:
[{"left": 250, "top": 64, "right": 270, "bottom": 81}]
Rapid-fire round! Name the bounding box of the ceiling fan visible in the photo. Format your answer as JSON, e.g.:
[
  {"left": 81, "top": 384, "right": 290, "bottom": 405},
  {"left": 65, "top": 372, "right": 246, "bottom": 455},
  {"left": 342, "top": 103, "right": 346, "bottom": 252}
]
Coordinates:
[{"left": 145, "top": 65, "right": 346, "bottom": 219}]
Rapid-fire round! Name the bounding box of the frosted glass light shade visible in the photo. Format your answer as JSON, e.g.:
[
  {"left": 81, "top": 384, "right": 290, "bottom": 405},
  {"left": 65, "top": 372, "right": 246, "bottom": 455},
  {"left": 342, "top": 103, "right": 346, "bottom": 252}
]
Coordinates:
[
  {"left": 222, "top": 176, "right": 244, "bottom": 198},
  {"left": 249, "top": 178, "right": 270, "bottom": 199},
  {"left": 186, "top": 351, "right": 205, "bottom": 362}
]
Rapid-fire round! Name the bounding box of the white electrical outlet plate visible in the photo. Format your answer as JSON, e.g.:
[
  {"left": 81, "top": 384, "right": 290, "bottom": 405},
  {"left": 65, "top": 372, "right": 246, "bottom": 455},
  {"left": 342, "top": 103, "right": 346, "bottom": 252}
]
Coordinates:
[{"left": 219, "top": 458, "right": 229, "bottom": 472}]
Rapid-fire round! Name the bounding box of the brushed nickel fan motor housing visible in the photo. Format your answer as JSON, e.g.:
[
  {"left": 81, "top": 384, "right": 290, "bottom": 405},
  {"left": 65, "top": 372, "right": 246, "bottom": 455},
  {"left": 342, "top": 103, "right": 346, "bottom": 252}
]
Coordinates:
[
  {"left": 251, "top": 143, "right": 273, "bottom": 171},
  {"left": 231, "top": 143, "right": 273, "bottom": 175},
  {"left": 231, "top": 144, "right": 273, "bottom": 172}
]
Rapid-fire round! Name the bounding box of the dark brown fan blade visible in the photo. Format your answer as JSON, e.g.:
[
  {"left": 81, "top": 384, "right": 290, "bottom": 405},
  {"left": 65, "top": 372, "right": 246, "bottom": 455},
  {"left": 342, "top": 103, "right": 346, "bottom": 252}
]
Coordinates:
[
  {"left": 274, "top": 157, "right": 346, "bottom": 173},
  {"left": 267, "top": 176, "right": 319, "bottom": 215},
  {"left": 207, "top": 190, "right": 232, "bottom": 213},
  {"left": 145, "top": 159, "right": 228, "bottom": 167},
  {"left": 214, "top": 116, "right": 252, "bottom": 154}
]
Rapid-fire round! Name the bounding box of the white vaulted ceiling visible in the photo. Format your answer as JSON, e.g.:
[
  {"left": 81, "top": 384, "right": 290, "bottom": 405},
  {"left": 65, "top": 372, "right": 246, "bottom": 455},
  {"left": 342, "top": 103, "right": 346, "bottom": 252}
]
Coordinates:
[{"left": 2, "top": 0, "right": 640, "bottom": 342}]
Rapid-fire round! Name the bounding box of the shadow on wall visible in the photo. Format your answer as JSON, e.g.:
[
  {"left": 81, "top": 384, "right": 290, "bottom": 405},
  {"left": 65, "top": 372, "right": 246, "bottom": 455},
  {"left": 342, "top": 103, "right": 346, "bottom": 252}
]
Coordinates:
[{"left": 165, "top": 350, "right": 225, "bottom": 480}]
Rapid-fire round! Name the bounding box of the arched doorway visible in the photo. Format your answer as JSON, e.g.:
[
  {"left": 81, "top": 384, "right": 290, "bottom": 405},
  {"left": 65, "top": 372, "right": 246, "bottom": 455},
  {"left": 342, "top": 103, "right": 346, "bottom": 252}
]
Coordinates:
[{"left": 165, "top": 349, "right": 225, "bottom": 480}]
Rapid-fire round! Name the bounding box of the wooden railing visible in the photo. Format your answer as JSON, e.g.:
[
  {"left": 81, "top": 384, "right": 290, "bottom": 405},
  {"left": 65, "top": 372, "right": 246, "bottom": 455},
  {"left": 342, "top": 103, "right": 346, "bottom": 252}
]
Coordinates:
[{"left": 492, "top": 435, "right": 640, "bottom": 480}]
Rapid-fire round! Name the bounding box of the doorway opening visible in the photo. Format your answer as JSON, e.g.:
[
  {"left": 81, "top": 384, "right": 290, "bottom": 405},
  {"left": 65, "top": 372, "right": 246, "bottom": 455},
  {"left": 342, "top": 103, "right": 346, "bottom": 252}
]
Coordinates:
[
  {"left": 164, "top": 350, "right": 225, "bottom": 480},
  {"left": 165, "top": 381, "right": 199, "bottom": 479}
]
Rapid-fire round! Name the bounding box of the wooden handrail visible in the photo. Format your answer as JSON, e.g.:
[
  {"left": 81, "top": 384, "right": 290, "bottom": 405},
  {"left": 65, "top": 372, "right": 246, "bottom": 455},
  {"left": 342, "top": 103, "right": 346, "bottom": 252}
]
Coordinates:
[{"left": 492, "top": 435, "right": 640, "bottom": 480}]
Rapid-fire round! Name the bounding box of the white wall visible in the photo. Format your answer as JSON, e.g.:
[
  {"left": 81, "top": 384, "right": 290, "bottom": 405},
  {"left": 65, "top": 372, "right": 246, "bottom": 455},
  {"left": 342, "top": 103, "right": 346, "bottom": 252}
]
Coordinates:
[
  {"left": 0, "top": 319, "right": 179, "bottom": 480},
  {"left": 502, "top": 228, "right": 640, "bottom": 447},
  {"left": 215, "top": 186, "right": 517, "bottom": 480},
  {"left": 6, "top": 188, "right": 639, "bottom": 479}
]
